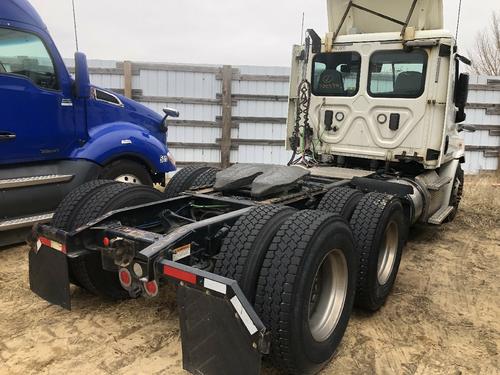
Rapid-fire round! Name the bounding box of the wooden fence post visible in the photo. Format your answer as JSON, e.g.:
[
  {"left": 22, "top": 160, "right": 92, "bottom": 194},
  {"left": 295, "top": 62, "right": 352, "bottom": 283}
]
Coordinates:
[
  {"left": 123, "top": 61, "right": 133, "bottom": 99},
  {"left": 220, "top": 65, "right": 233, "bottom": 169}
]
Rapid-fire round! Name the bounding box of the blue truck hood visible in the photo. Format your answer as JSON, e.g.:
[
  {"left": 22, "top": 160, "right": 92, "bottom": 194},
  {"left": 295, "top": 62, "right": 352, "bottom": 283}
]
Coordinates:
[
  {"left": 0, "top": 0, "right": 47, "bottom": 30},
  {"left": 116, "top": 91, "right": 164, "bottom": 125},
  {"left": 88, "top": 86, "right": 166, "bottom": 140}
]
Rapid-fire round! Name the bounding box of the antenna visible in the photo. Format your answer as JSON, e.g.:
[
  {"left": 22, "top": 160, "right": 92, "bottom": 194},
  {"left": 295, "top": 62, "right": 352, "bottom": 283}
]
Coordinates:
[
  {"left": 455, "top": 0, "right": 463, "bottom": 42},
  {"left": 71, "top": 0, "right": 79, "bottom": 51},
  {"left": 300, "top": 12, "right": 305, "bottom": 45}
]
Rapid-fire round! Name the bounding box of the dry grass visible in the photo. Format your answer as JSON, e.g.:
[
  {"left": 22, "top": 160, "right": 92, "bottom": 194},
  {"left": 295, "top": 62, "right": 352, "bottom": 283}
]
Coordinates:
[{"left": 460, "top": 173, "right": 500, "bottom": 229}]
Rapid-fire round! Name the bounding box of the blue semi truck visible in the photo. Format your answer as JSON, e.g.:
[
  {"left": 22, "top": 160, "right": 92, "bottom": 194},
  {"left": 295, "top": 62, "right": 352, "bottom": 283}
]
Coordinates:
[{"left": 0, "top": 0, "right": 178, "bottom": 246}]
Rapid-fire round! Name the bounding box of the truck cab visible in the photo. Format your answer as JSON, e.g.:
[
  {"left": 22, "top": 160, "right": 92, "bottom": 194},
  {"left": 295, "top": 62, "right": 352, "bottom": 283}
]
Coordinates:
[
  {"left": 289, "top": 0, "right": 470, "bottom": 167},
  {"left": 288, "top": 0, "right": 470, "bottom": 225},
  {"left": 0, "top": 0, "right": 176, "bottom": 245}
]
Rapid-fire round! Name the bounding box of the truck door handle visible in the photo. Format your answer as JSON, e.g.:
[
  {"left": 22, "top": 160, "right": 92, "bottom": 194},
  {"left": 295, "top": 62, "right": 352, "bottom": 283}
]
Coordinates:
[
  {"left": 389, "top": 114, "right": 400, "bottom": 131},
  {"left": 0, "top": 132, "right": 16, "bottom": 140}
]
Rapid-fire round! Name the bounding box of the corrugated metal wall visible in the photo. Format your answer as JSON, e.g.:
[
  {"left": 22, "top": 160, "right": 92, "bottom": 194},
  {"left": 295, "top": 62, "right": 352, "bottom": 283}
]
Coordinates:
[
  {"left": 66, "top": 59, "right": 499, "bottom": 174},
  {"left": 462, "top": 76, "right": 500, "bottom": 173}
]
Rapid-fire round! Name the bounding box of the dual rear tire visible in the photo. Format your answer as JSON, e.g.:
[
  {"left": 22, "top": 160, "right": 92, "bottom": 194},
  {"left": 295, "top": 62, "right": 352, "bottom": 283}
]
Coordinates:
[
  {"left": 52, "top": 164, "right": 219, "bottom": 298},
  {"left": 215, "top": 188, "right": 407, "bottom": 373},
  {"left": 215, "top": 206, "right": 357, "bottom": 374},
  {"left": 52, "top": 181, "right": 164, "bottom": 299},
  {"left": 318, "top": 187, "right": 407, "bottom": 311},
  {"left": 350, "top": 192, "right": 406, "bottom": 311}
]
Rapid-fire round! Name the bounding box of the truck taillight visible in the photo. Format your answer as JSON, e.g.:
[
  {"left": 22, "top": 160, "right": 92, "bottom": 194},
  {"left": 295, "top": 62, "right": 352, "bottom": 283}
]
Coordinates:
[
  {"left": 103, "top": 237, "right": 110, "bottom": 247},
  {"left": 144, "top": 280, "right": 159, "bottom": 297},
  {"left": 119, "top": 268, "right": 132, "bottom": 287}
]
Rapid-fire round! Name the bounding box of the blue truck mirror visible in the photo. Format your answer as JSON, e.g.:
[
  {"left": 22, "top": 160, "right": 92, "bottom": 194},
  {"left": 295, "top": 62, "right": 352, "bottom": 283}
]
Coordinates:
[{"left": 74, "top": 52, "right": 91, "bottom": 98}]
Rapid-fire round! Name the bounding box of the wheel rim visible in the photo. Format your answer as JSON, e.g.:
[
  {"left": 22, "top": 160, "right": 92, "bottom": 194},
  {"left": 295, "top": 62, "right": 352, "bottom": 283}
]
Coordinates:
[
  {"left": 308, "top": 249, "right": 348, "bottom": 342},
  {"left": 114, "top": 174, "right": 142, "bottom": 185},
  {"left": 377, "top": 220, "right": 399, "bottom": 285}
]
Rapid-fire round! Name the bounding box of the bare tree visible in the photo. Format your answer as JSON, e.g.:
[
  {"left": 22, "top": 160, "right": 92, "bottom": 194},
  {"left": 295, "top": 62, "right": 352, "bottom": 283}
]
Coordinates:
[{"left": 469, "top": 11, "right": 500, "bottom": 76}]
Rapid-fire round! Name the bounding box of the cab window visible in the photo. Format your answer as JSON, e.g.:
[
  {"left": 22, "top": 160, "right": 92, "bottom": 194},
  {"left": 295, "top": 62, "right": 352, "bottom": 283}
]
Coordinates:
[
  {"left": 368, "top": 50, "right": 427, "bottom": 98},
  {"left": 312, "top": 52, "right": 361, "bottom": 97},
  {"left": 0, "top": 28, "right": 58, "bottom": 90}
]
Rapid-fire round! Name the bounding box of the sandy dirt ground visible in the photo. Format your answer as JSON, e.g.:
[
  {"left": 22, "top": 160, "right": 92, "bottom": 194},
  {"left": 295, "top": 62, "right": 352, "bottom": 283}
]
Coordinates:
[{"left": 0, "top": 175, "right": 499, "bottom": 375}]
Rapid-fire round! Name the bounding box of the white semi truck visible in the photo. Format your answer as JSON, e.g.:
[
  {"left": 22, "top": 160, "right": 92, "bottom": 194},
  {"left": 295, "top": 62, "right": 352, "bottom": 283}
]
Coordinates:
[{"left": 28, "top": 1, "right": 471, "bottom": 374}]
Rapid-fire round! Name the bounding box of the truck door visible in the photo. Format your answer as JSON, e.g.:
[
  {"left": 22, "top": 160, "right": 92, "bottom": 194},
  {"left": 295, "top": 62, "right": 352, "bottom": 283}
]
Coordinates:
[{"left": 0, "top": 28, "right": 75, "bottom": 165}]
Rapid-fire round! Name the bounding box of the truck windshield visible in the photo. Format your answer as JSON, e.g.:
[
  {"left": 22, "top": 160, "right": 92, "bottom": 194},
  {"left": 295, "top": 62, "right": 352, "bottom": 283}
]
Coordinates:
[
  {"left": 368, "top": 50, "right": 428, "bottom": 98},
  {"left": 312, "top": 52, "right": 361, "bottom": 97},
  {"left": 0, "top": 28, "right": 58, "bottom": 90}
]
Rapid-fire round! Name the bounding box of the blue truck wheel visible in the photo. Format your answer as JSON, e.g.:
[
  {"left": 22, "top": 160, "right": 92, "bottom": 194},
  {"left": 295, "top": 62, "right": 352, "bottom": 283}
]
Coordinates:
[{"left": 99, "top": 160, "right": 154, "bottom": 186}]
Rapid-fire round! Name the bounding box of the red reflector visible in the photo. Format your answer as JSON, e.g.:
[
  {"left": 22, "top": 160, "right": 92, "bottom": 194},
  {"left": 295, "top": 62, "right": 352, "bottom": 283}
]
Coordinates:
[
  {"left": 163, "top": 265, "right": 197, "bottom": 285},
  {"left": 39, "top": 237, "right": 51, "bottom": 247},
  {"left": 119, "top": 269, "right": 131, "bottom": 287},
  {"left": 103, "top": 237, "right": 110, "bottom": 247},
  {"left": 38, "top": 237, "right": 66, "bottom": 254},
  {"left": 144, "top": 280, "right": 158, "bottom": 297}
]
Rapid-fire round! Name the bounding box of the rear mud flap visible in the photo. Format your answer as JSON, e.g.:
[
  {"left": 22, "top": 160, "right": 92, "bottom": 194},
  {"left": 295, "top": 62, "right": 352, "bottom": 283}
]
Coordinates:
[
  {"left": 178, "top": 287, "right": 261, "bottom": 375},
  {"left": 29, "top": 245, "right": 71, "bottom": 310},
  {"left": 161, "top": 260, "right": 269, "bottom": 375}
]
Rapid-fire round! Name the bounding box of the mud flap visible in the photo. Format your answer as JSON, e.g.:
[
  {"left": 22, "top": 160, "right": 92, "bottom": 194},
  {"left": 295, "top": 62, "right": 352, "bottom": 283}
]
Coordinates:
[
  {"left": 29, "top": 244, "right": 71, "bottom": 310},
  {"left": 161, "top": 260, "right": 269, "bottom": 375},
  {"left": 178, "top": 287, "right": 261, "bottom": 375}
]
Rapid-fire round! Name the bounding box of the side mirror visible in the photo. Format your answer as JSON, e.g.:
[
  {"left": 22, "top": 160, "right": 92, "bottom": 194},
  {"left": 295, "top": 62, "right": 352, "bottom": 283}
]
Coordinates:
[
  {"left": 454, "top": 73, "right": 469, "bottom": 123},
  {"left": 454, "top": 73, "right": 469, "bottom": 108},
  {"left": 161, "top": 107, "right": 180, "bottom": 132},
  {"left": 458, "top": 124, "right": 477, "bottom": 133},
  {"left": 163, "top": 107, "right": 180, "bottom": 118},
  {"left": 74, "top": 52, "right": 91, "bottom": 99}
]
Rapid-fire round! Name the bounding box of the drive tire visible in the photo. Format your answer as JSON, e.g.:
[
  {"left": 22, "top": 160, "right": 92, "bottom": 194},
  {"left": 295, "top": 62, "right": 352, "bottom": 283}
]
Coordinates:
[
  {"left": 52, "top": 180, "right": 119, "bottom": 231},
  {"left": 99, "top": 159, "right": 153, "bottom": 186},
  {"left": 255, "top": 210, "right": 357, "bottom": 375},
  {"left": 350, "top": 192, "right": 406, "bottom": 311},
  {"left": 317, "top": 187, "right": 363, "bottom": 220},
  {"left": 445, "top": 164, "right": 464, "bottom": 223},
  {"left": 213, "top": 205, "right": 296, "bottom": 303},
  {"left": 190, "top": 167, "right": 220, "bottom": 189},
  {"left": 69, "top": 183, "right": 164, "bottom": 299},
  {"left": 164, "top": 165, "right": 213, "bottom": 198},
  {"left": 51, "top": 179, "right": 120, "bottom": 286}
]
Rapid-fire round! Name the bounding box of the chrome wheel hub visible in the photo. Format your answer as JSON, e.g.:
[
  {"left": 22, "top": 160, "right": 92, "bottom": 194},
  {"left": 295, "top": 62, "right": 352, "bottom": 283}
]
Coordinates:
[
  {"left": 308, "top": 249, "right": 348, "bottom": 342},
  {"left": 377, "top": 220, "right": 399, "bottom": 285}
]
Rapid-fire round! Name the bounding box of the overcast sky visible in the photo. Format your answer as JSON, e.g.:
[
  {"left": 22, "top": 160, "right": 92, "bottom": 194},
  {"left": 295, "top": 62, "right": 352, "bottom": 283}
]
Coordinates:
[{"left": 29, "top": 0, "right": 499, "bottom": 67}]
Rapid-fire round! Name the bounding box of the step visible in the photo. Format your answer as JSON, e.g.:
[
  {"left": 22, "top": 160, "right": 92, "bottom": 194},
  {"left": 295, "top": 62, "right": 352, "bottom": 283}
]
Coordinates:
[
  {"left": 0, "top": 213, "right": 54, "bottom": 231},
  {"left": 426, "top": 176, "right": 452, "bottom": 191},
  {"left": 0, "top": 174, "right": 73, "bottom": 190},
  {"left": 428, "top": 206, "right": 454, "bottom": 225}
]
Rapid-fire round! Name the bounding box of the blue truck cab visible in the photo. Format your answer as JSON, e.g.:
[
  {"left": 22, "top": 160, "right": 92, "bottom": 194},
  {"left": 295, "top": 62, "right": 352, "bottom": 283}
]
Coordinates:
[{"left": 0, "top": 0, "right": 177, "bottom": 245}]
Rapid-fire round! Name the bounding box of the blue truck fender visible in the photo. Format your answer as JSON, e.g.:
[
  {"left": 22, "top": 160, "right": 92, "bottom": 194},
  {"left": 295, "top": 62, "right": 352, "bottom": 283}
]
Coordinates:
[{"left": 70, "top": 122, "right": 176, "bottom": 173}]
